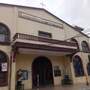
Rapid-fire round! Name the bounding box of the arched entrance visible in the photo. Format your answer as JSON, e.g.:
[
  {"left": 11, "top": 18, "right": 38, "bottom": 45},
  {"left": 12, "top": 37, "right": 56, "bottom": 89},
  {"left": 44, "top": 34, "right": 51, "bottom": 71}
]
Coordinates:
[
  {"left": 32, "top": 56, "right": 53, "bottom": 88},
  {"left": 0, "top": 51, "right": 8, "bottom": 86}
]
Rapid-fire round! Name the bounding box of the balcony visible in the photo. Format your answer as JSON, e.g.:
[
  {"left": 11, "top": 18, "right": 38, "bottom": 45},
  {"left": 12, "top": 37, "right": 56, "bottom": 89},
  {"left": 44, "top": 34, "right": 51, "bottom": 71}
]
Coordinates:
[{"left": 12, "top": 33, "right": 78, "bottom": 54}]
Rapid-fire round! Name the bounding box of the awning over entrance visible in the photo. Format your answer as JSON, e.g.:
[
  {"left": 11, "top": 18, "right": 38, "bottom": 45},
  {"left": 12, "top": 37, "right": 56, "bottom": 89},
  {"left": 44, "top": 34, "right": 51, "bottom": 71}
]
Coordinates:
[{"left": 12, "top": 33, "right": 78, "bottom": 54}]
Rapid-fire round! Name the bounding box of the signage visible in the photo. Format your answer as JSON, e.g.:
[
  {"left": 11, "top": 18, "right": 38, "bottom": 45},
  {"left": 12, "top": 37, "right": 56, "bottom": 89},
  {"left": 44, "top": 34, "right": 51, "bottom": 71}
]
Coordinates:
[
  {"left": 1, "top": 63, "right": 7, "bottom": 72},
  {"left": 18, "top": 11, "right": 63, "bottom": 28}
]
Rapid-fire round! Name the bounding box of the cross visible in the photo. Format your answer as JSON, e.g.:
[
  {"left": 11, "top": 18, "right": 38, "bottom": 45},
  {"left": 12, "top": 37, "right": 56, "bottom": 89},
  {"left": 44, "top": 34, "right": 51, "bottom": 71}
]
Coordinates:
[{"left": 40, "top": 0, "right": 46, "bottom": 8}]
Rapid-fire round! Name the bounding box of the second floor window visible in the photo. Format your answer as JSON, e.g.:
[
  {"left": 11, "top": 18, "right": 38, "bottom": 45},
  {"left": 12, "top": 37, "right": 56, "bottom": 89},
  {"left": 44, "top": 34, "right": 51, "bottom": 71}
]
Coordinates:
[
  {"left": 0, "top": 23, "right": 10, "bottom": 43},
  {"left": 38, "top": 31, "right": 52, "bottom": 38},
  {"left": 81, "top": 41, "right": 89, "bottom": 52},
  {"left": 71, "top": 38, "right": 79, "bottom": 50}
]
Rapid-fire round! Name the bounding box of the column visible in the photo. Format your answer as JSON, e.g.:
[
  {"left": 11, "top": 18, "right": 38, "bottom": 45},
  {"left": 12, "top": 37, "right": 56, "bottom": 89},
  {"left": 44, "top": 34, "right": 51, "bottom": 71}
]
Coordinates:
[
  {"left": 66, "top": 54, "right": 74, "bottom": 84},
  {"left": 10, "top": 49, "right": 17, "bottom": 90}
]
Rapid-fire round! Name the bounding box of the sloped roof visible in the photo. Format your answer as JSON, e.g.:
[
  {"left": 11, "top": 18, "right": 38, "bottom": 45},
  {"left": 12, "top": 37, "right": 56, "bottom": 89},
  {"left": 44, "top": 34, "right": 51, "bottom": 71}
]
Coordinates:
[{"left": 0, "top": 3, "right": 89, "bottom": 38}]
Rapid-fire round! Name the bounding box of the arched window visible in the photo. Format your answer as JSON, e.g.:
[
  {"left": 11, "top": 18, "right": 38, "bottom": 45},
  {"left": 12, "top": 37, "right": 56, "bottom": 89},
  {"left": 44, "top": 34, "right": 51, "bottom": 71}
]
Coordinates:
[
  {"left": 71, "top": 38, "right": 79, "bottom": 50},
  {"left": 0, "top": 23, "right": 10, "bottom": 43},
  {"left": 81, "top": 41, "right": 89, "bottom": 52},
  {"left": 0, "top": 51, "right": 8, "bottom": 86},
  {"left": 73, "top": 55, "right": 84, "bottom": 77}
]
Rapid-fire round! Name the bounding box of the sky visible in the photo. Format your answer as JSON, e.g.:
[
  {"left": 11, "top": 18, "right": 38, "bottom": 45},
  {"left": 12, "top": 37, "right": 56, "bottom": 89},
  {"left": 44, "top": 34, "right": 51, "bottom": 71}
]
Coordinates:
[{"left": 0, "top": 0, "right": 90, "bottom": 35}]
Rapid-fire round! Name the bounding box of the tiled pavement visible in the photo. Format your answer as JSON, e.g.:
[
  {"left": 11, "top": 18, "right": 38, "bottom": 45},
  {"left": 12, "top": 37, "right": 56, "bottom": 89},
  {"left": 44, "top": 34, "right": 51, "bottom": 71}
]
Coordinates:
[{"left": 30, "top": 85, "right": 90, "bottom": 90}]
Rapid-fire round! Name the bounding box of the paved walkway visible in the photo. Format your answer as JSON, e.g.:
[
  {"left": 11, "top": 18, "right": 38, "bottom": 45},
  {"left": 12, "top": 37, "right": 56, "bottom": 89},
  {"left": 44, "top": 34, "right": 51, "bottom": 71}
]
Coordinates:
[{"left": 31, "top": 85, "right": 90, "bottom": 90}]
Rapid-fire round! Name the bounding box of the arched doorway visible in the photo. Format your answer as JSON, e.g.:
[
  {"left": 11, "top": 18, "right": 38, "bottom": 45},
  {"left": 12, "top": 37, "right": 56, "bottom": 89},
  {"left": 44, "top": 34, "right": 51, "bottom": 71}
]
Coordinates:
[{"left": 32, "top": 56, "right": 53, "bottom": 88}]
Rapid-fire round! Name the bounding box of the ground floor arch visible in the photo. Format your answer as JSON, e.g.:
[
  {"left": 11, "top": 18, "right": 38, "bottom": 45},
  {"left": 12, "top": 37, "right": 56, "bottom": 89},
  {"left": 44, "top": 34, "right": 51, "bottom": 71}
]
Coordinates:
[
  {"left": 0, "top": 50, "right": 9, "bottom": 86},
  {"left": 32, "top": 56, "right": 54, "bottom": 88},
  {"left": 73, "top": 55, "right": 84, "bottom": 77}
]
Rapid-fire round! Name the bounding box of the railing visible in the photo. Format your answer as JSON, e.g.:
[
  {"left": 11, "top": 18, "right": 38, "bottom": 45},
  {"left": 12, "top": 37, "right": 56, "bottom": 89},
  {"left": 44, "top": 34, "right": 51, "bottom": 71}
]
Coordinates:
[{"left": 13, "top": 33, "right": 77, "bottom": 47}]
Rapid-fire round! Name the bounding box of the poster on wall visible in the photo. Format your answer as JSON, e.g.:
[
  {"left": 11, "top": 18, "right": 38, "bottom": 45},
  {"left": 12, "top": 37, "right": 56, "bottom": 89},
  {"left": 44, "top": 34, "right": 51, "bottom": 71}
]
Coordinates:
[
  {"left": 1, "top": 63, "right": 7, "bottom": 72},
  {"left": 54, "top": 66, "right": 61, "bottom": 77},
  {"left": 22, "top": 70, "right": 28, "bottom": 80}
]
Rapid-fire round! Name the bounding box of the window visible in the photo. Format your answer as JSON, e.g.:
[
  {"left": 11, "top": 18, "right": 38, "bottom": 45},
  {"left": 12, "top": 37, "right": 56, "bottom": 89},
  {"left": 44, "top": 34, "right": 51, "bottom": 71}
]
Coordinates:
[
  {"left": 73, "top": 55, "right": 84, "bottom": 77},
  {"left": 81, "top": 41, "right": 89, "bottom": 52},
  {"left": 54, "top": 66, "right": 61, "bottom": 77},
  {"left": 38, "top": 31, "right": 52, "bottom": 38},
  {"left": 71, "top": 38, "right": 79, "bottom": 50},
  {"left": 0, "top": 51, "right": 8, "bottom": 86},
  {"left": 0, "top": 23, "right": 10, "bottom": 43}
]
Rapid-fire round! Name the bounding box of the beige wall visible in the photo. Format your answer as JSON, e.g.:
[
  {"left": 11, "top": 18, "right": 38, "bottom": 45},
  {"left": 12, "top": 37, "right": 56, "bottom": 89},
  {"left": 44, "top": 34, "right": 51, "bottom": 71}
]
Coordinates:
[
  {"left": 13, "top": 52, "right": 90, "bottom": 89},
  {"left": 0, "top": 4, "right": 90, "bottom": 90},
  {"left": 16, "top": 9, "right": 65, "bottom": 41},
  {"left": 63, "top": 23, "right": 79, "bottom": 41},
  {"left": 17, "top": 6, "right": 90, "bottom": 52},
  {"left": 17, "top": 7, "right": 62, "bottom": 24},
  {"left": 0, "top": 5, "right": 17, "bottom": 40},
  {"left": 17, "top": 18, "right": 65, "bottom": 40},
  {"left": 0, "top": 4, "right": 89, "bottom": 47},
  {"left": 16, "top": 54, "right": 72, "bottom": 89}
]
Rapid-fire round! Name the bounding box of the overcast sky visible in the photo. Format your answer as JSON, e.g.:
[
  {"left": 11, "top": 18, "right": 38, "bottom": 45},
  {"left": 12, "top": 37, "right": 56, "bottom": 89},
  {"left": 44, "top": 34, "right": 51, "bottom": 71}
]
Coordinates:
[{"left": 0, "top": 0, "right": 90, "bottom": 34}]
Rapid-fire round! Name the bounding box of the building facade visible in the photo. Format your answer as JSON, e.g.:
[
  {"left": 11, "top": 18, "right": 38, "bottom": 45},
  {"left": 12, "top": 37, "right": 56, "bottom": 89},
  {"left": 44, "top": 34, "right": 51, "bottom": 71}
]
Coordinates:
[{"left": 0, "top": 3, "right": 90, "bottom": 90}]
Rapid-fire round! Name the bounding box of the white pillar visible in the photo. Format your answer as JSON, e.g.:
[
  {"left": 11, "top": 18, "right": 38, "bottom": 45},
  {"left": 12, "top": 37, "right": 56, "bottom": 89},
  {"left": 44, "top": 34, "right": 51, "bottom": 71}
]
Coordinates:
[{"left": 10, "top": 50, "right": 16, "bottom": 90}]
